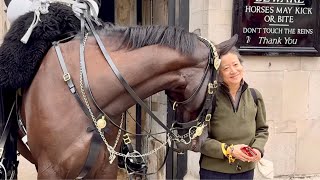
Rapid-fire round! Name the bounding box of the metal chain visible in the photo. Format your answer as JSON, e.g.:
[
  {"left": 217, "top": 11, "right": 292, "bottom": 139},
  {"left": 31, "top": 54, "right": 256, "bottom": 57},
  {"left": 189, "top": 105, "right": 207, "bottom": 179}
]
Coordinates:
[
  {"left": 83, "top": 33, "right": 88, "bottom": 46},
  {"left": 79, "top": 36, "right": 124, "bottom": 162},
  {"left": 79, "top": 67, "right": 122, "bottom": 163},
  {"left": 169, "top": 121, "right": 209, "bottom": 145}
]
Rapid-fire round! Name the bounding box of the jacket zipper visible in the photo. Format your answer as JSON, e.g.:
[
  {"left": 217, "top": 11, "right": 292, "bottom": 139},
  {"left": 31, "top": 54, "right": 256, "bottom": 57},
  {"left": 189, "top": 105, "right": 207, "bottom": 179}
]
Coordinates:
[{"left": 222, "top": 87, "right": 247, "bottom": 113}]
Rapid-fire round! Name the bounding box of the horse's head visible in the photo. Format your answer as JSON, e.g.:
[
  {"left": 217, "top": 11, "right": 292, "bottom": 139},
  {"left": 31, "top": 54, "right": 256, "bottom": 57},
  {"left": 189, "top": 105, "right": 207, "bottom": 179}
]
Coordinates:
[{"left": 165, "top": 34, "right": 238, "bottom": 152}]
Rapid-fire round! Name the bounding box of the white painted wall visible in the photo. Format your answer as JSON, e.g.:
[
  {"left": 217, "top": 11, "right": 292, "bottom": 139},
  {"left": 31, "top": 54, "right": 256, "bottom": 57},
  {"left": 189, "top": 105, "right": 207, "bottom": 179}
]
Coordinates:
[{"left": 187, "top": 0, "right": 320, "bottom": 179}]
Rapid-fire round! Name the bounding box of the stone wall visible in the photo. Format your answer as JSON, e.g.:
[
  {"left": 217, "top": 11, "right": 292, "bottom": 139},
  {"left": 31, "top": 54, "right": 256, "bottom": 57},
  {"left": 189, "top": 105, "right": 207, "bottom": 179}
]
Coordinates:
[
  {"left": 0, "top": 1, "right": 9, "bottom": 43},
  {"left": 187, "top": 0, "right": 320, "bottom": 179}
]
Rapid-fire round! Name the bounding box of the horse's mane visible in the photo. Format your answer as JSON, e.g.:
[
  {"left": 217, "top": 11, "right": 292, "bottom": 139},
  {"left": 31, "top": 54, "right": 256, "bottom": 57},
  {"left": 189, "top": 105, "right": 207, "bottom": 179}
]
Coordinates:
[
  {"left": 0, "top": 3, "right": 198, "bottom": 89},
  {"left": 102, "top": 24, "right": 198, "bottom": 55}
]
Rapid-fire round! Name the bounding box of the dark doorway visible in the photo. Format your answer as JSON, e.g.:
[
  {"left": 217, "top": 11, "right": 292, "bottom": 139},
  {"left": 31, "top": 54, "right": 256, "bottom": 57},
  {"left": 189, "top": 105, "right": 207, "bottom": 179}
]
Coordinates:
[
  {"left": 98, "top": 0, "right": 115, "bottom": 23},
  {"left": 166, "top": 0, "right": 190, "bottom": 179}
]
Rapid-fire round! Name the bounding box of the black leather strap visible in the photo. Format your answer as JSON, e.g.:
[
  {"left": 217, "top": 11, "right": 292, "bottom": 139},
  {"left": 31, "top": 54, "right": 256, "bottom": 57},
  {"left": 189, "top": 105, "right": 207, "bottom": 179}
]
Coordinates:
[
  {"left": 53, "top": 43, "right": 92, "bottom": 119},
  {"left": 76, "top": 130, "right": 102, "bottom": 179},
  {"left": 0, "top": 101, "right": 15, "bottom": 158},
  {"left": 79, "top": 16, "right": 114, "bottom": 134},
  {"left": 168, "top": 63, "right": 210, "bottom": 106},
  {"left": 172, "top": 54, "right": 217, "bottom": 130},
  {"left": 53, "top": 39, "right": 103, "bottom": 179},
  {"left": 249, "top": 88, "right": 258, "bottom": 106}
]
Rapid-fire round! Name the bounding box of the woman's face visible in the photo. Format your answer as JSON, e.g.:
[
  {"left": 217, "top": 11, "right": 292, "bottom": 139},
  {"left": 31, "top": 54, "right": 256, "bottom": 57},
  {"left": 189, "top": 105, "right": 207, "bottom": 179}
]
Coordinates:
[{"left": 219, "top": 52, "right": 244, "bottom": 87}]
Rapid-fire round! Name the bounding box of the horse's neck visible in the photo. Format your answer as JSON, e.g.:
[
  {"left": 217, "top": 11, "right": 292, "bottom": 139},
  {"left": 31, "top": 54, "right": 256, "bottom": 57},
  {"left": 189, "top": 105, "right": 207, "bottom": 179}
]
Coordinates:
[{"left": 81, "top": 41, "right": 194, "bottom": 116}]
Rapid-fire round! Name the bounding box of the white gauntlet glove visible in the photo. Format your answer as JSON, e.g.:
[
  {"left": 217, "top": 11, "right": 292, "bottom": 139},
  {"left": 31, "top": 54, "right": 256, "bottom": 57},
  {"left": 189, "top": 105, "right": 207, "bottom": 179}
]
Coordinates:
[{"left": 72, "top": 0, "right": 99, "bottom": 18}]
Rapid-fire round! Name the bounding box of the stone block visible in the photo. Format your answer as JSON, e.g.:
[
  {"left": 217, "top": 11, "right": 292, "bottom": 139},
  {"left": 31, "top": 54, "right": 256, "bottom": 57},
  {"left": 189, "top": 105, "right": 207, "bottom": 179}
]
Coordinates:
[
  {"left": 266, "top": 133, "right": 296, "bottom": 176},
  {"left": 301, "top": 57, "right": 320, "bottom": 71},
  {"left": 208, "top": 0, "right": 221, "bottom": 10},
  {"left": 273, "top": 177, "right": 290, "bottom": 180},
  {"left": 279, "top": 71, "right": 309, "bottom": 133},
  {"left": 243, "top": 56, "right": 301, "bottom": 72},
  {"left": 296, "top": 119, "right": 320, "bottom": 174},
  {"left": 308, "top": 72, "right": 320, "bottom": 120},
  {"left": 224, "top": 10, "right": 233, "bottom": 25},
  {"left": 203, "top": 10, "right": 208, "bottom": 26},
  {"left": 221, "top": 0, "right": 233, "bottom": 11},
  {"left": 190, "top": 12, "right": 204, "bottom": 31},
  {"left": 201, "top": 25, "right": 209, "bottom": 38},
  {"left": 190, "top": 0, "right": 205, "bottom": 12},
  {"left": 208, "top": 24, "right": 232, "bottom": 43},
  {"left": 263, "top": 121, "right": 275, "bottom": 159},
  {"left": 208, "top": 10, "right": 231, "bottom": 26},
  {"left": 147, "top": 139, "right": 166, "bottom": 180},
  {"left": 245, "top": 72, "right": 283, "bottom": 122}
]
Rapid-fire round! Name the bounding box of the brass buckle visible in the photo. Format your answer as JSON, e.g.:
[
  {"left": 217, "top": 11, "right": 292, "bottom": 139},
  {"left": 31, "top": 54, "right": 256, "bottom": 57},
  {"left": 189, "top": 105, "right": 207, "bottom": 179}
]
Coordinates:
[
  {"left": 123, "top": 133, "right": 131, "bottom": 144},
  {"left": 205, "top": 114, "right": 212, "bottom": 122},
  {"left": 172, "top": 101, "right": 178, "bottom": 111},
  {"left": 63, "top": 73, "right": 71, "bottom": 81},
  {"left": 208, "top": 83, "right": 214, "bottom": 94},
  {"left": 192, "top": 124, "right": 204, "bottom": 139},
  {"left": 213, "top": 80, "right": 218, "bottom": 88}
]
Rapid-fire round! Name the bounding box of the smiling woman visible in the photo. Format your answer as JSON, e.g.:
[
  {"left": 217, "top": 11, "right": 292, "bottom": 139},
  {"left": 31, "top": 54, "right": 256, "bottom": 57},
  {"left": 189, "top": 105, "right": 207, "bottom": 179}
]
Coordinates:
[
  {"left": 199, "top": 46, "right": 269, "bottom": 180},
  {"left": 218, "top": 47, "right": 244, "bottom": 98}
]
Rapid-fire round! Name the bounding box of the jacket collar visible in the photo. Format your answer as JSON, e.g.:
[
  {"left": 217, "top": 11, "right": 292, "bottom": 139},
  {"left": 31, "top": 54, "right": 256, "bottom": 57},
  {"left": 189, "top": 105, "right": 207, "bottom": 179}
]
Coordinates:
[{"left": 220, "top": 79, "right": 247, "bottom": 93}]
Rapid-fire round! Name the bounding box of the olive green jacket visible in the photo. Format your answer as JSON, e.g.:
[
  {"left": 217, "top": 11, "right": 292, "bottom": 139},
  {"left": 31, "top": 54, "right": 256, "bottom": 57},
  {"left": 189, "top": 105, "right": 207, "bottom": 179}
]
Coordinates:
[{"left": 200, "top": 81, "right": 269, "bottom": 174}]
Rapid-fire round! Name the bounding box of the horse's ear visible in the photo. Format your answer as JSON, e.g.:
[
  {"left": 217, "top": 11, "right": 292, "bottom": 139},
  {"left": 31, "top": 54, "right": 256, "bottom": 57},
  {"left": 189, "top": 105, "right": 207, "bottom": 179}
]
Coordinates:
[
  {"left": 192, "top": 29, "right": 201, "bottom": 36},
  {"left": 216, "top": 34, "right": 238, "bottom": 56},
  {"left": 4, "top": 0, "right": 11, "bottom": 7}
]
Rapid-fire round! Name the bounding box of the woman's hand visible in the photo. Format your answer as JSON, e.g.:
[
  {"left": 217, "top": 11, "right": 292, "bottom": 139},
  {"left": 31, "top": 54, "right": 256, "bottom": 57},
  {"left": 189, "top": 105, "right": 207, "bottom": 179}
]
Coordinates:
[
  {"left": 251, "top": 148, "right": 262, "bottom": 162},
  {"left": 230, "top": 144, "right": 256, "bottom": 162}
]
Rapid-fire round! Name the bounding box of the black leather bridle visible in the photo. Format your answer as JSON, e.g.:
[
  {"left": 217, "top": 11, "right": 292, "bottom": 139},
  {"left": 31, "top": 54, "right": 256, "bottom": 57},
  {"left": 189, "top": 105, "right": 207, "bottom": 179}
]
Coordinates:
[
  {"left": 167, "top": 36, "right": 219, "bottom": 144},
  {"left": 53, "top": 11, "right": 220, "bottom": 178}
]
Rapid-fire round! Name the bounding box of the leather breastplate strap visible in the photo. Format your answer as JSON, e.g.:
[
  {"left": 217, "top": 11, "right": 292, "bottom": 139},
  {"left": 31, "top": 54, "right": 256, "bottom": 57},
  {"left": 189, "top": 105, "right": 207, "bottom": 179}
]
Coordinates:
[
  {"left": 53, "top": 43, "right": 92, "bottom": 119},
  {"left": 53, "top": 42, "right": 103, "bottom": 179}
]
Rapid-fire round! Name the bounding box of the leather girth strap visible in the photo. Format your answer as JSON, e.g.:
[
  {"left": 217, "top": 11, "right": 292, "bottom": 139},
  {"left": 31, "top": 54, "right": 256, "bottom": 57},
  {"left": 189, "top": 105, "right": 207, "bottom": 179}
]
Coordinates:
[{"left": 77, "top": 128, "right": 102, "bottom": 179}]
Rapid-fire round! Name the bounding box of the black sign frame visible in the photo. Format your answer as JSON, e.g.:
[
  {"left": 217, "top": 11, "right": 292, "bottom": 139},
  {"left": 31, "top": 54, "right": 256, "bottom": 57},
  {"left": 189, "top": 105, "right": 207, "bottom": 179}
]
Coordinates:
[{"left": 232, "top": 0, "right": 320, "bottom": 56}]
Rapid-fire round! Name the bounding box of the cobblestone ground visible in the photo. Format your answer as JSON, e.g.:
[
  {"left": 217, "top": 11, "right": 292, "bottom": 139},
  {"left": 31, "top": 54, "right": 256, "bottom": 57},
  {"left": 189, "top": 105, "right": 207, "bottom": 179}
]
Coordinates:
[{"left": 18, "top": 155, "right": 37, "bottom": 179}]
